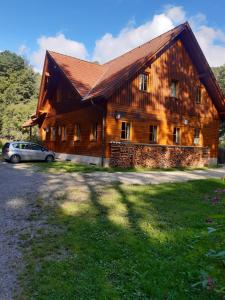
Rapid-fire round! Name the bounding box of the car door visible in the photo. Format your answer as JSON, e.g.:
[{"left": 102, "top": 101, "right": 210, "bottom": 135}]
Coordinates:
[
  {"left": 29, "top": 144, "right": 45, "bottom": 160},
  {"left": 13, "top": 143, "right": 30, "bottom": 161}
]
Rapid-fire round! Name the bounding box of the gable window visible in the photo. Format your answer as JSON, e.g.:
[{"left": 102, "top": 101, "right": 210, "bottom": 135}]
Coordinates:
[
  {"left": 139, "top": 73, "right": 148, "bottom": 92},
  {"left": 149, "top": 125, "right": 157, "bottom": 143},
  {"left": 194, "top": 128, "right": 200, "bottom": 145},
  {"left": 121, "top": 121, "right": 130, "bottom": 140},
  {"left": 61, "top": 126, "right": 67, "bottom": 141},
  {"left": 171, "top": 80, "right": 178, "bottom": 98},
  {"left": 74, "top": 124, "right": 81, "bottom": 142},
  {"left": 173, "top": 127, "right": 181, "bottom": 144},
  {"left": 196, "top": 86, "right": 201, "bottom": 104},
  {"left": 90, "top": 123, "right": 98, "bottom": 141}
]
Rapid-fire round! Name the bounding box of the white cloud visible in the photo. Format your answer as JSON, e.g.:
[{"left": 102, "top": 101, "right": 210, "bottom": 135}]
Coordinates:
[
  {"left": 164, "top": 5, "right": 186, "bottom": 23},
  {"left": 18, "top": 44, "right": 30, "bottom": 59},
  {"left": 29, "top": 5, "right": 225, "bottom": 72},
  {"left": 194, "top": 25, "right": 225, "bottom": 67},
  {"left": 93, "top": 5, "right": 225, "bottom": 67},
  {"left": 31, "top": 33, "right": 88, "bottom": 72},
  {"left": 93, "top": 13, "right": 175, "bottom": 63}
]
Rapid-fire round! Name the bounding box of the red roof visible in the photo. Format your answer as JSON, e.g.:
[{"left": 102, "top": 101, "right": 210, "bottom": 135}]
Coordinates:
[
  {"left": 46, "top": 22, "right": 225, "bottom": 113},
  {"left": 48, "top": 23, "right": 185, "bottom": 100}
]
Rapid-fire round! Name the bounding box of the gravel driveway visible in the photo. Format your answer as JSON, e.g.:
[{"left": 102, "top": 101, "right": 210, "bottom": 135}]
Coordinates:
[
  {"left": 0, "top": 161, "right": 225, "bottom": 299},
  {"left": 0, "top": 162, "right": 45, "bottom": 299}
]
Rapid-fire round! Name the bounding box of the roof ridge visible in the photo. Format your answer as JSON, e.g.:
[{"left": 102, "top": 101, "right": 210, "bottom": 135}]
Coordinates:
[
  {"left": 48, "top": 50, "right": 103, "bottom": 66},
  {"left": 82, "top": 64, "right": 110, "bottom": 100},
  {"left": 103, "top": 22, "right": 187, "bottom": 66}
]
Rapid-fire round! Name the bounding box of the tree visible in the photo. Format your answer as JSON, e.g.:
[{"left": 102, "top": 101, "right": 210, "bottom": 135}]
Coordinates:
[
  {"left": 0, "top": 51, "right": 40, "bottom": 140},
  {"left": 1, "top": 99, "right": 38, "bottom": 140},
  {"left": 212, "top": 65, "right": 225, "bottom": 96}
]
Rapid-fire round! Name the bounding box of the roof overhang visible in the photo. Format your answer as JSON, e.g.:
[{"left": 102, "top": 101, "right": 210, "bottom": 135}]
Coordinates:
[{"left": 22, "top": 112, "right": 47, "bottom": 128}]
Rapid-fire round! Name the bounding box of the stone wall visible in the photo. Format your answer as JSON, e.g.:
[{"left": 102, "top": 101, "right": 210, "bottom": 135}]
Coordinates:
[{"left": 110, "top": 142, "right": 210, "bottom": 168}]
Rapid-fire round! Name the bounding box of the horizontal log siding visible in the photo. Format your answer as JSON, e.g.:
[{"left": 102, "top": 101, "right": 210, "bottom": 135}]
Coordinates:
[
  {"left": 106, "top": 40, "right": 219, "bottom": 159},
  {"left": 40, "top": 106, "right": 103, "bottom": 157}
]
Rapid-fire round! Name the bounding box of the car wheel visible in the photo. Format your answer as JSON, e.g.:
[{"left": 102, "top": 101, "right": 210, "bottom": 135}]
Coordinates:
[
  {"left": 10, "top": 154, "right": 21, "bottom": 164},
  {"left": 45, "top": 155, "right": 54, "bottom": 163}
]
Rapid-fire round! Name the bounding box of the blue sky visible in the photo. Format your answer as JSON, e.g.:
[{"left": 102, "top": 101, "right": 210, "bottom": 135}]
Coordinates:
[{"left": 0, "top": 0, "right": 225, "bottom": 71}]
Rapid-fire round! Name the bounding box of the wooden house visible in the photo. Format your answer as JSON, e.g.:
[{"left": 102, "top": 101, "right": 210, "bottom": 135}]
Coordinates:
[{"left": 24, "top": 22, "right": 225, "bottom": 168}]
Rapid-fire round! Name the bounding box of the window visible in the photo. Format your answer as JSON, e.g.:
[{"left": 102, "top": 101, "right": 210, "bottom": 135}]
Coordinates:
[
  {"left": 58, "top": 126, "right": 61, "bottom": 136},
  {"left": 121, "top": 121, "right": 130, "bottom": 140},
  {"left": 42, "top": 128, "right": 47, "bottom": 141},
  {"left": 139, "top": 73, "right": 148, "bottom": 92},
  {"left": 196, "top": 86, "right": 201, "bottom": 104},
  {"left": 194, "top": 128, "right": 200, "bottom": 145},
  {"left": 74, "top": 124, "right": 81, "bottom": 142},
  {"left": 50, "top": 127, "right": 56, "bottom": 141},
  {"left": 29, "top": 144, "right": 42, "bottom": 151},
  {"left": 149, "top": 125, "right": 157, "bottom": 143},
  {"left": 173, "top": 127, "right": 181, "bottom": 144},
  {"left": 13, "top": 143, "right": 26, "bottom": 149},
  {"left": 90, "top": 123, "right": 98, "bottom": 141},
  {"left": 171, "top": 80, "right": 178, "bottom": 98},
  {"left": 61, "top": 126, "right": 67, "bottom": 141}
]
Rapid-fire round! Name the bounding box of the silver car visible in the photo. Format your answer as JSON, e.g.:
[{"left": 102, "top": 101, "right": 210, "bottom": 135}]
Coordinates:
[{"left": 2, "top": 141, "right": 55, "bottom": 163}]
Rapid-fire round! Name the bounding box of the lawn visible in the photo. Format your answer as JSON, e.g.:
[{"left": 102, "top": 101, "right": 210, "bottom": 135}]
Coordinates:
[
  {"left": 34, "top": 160, "right": 211, "bottom": 173},
  {"left": 20, "top": 179, "right": 225, "bottom": 299}
]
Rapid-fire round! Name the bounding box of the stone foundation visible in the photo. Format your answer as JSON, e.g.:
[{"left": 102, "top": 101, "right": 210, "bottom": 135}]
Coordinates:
[{"left": 110, "top": 142, "right": 210, "bottom": 168}]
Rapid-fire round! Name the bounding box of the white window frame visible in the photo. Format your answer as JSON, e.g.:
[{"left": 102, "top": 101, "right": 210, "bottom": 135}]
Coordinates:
[
  {"left": 139, "top": 73, "right": 148, "bottom": 92},
  {"left": 121, "top": 121, "right": 131, "bottom": 140},
  {"left": 149, "top": 125, "right": 157, "bottom": 143},
  {"left": 173, "top": 127, "right": 181, "bottom": 144}
]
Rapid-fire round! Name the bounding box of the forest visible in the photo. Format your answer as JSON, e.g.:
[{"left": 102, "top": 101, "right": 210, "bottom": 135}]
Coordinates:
[{"left": 0, "top": 51, "right": 40, "bottom": 142}]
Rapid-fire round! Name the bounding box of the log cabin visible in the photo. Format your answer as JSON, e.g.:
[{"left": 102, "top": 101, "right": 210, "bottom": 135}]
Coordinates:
[{"left": 24, "top": 22, "right": 225, "bottom": 168}]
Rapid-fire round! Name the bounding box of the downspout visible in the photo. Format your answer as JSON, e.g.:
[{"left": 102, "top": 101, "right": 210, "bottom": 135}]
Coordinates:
[{"left": 90, "top": 99, "right": 106, "bottom": 167}]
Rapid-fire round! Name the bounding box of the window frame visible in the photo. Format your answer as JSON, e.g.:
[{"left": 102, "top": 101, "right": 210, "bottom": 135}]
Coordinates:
[
  {"left": 194, "top": 128, "right": 200, "bottom": 145},
  {"left": 196, "top": 86, "right": 201, "bottom": 104},
  {"left": 149, "top": 124, "right": 158, "bottom": 143},
  {"left": 61, "top": 126, "right": 67, "bottom": 142},
  {"left": 50, "top": 127, "right": 56, "bottom": 141},
  {"left": 170, "top": 80, "right": 178, "bottom": 98},
  {"left": 90, "top": 122, "right": 98, "bottom": 142},
  {"left": 173, "top": 127, "right": 181, "bottom": 144},
  {"left": 120, "top": 121, "right": 131, "bottom": 140},
  {"left": 74, "top": 123, "right": 81, "bottom": 142},
  {"left": 139, "top": 73, "right": 149, "bottom": 92}
]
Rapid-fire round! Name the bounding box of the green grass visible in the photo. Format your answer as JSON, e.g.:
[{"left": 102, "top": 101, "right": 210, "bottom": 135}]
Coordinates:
[
  {"left": 20, "top": 179, "right": 225, "bottom": 299},
  {"left": 34, "top": 160, "right": 213, "bottom": 174}
]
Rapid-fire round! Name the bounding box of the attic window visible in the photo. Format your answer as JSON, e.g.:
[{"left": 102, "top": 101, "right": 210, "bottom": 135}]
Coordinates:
[
  {"left": 196, "top": 86, "right": 201, "bottom": 104},
  {"left": 139, "top": 73, "right": 148, "bottom": 92},
  {"left": 171, "top": 80, "right": 178, "bottom": 98}
]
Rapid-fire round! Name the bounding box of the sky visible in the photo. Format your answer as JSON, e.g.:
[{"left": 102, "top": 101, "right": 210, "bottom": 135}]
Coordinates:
[{"left": 0, "top": 0, "right": 225, "bottom": 72}]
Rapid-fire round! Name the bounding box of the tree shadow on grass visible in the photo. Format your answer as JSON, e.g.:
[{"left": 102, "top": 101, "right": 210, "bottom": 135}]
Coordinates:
[{"left": 24, "top": 179, "right": 225, "bottom": 300}]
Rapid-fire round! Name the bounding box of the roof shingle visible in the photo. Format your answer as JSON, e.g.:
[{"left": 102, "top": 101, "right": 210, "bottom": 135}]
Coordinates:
[{"left": 48, "top": 23, "right": 185, "bottom": 99}]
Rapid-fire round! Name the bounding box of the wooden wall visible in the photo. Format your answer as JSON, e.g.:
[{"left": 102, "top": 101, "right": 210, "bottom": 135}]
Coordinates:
[
  {"left": 39, "top": 68, "right": 104, "bottom": 158},
  {"left": 105, "top": 39, "right": 220, "bottom": 158}
]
